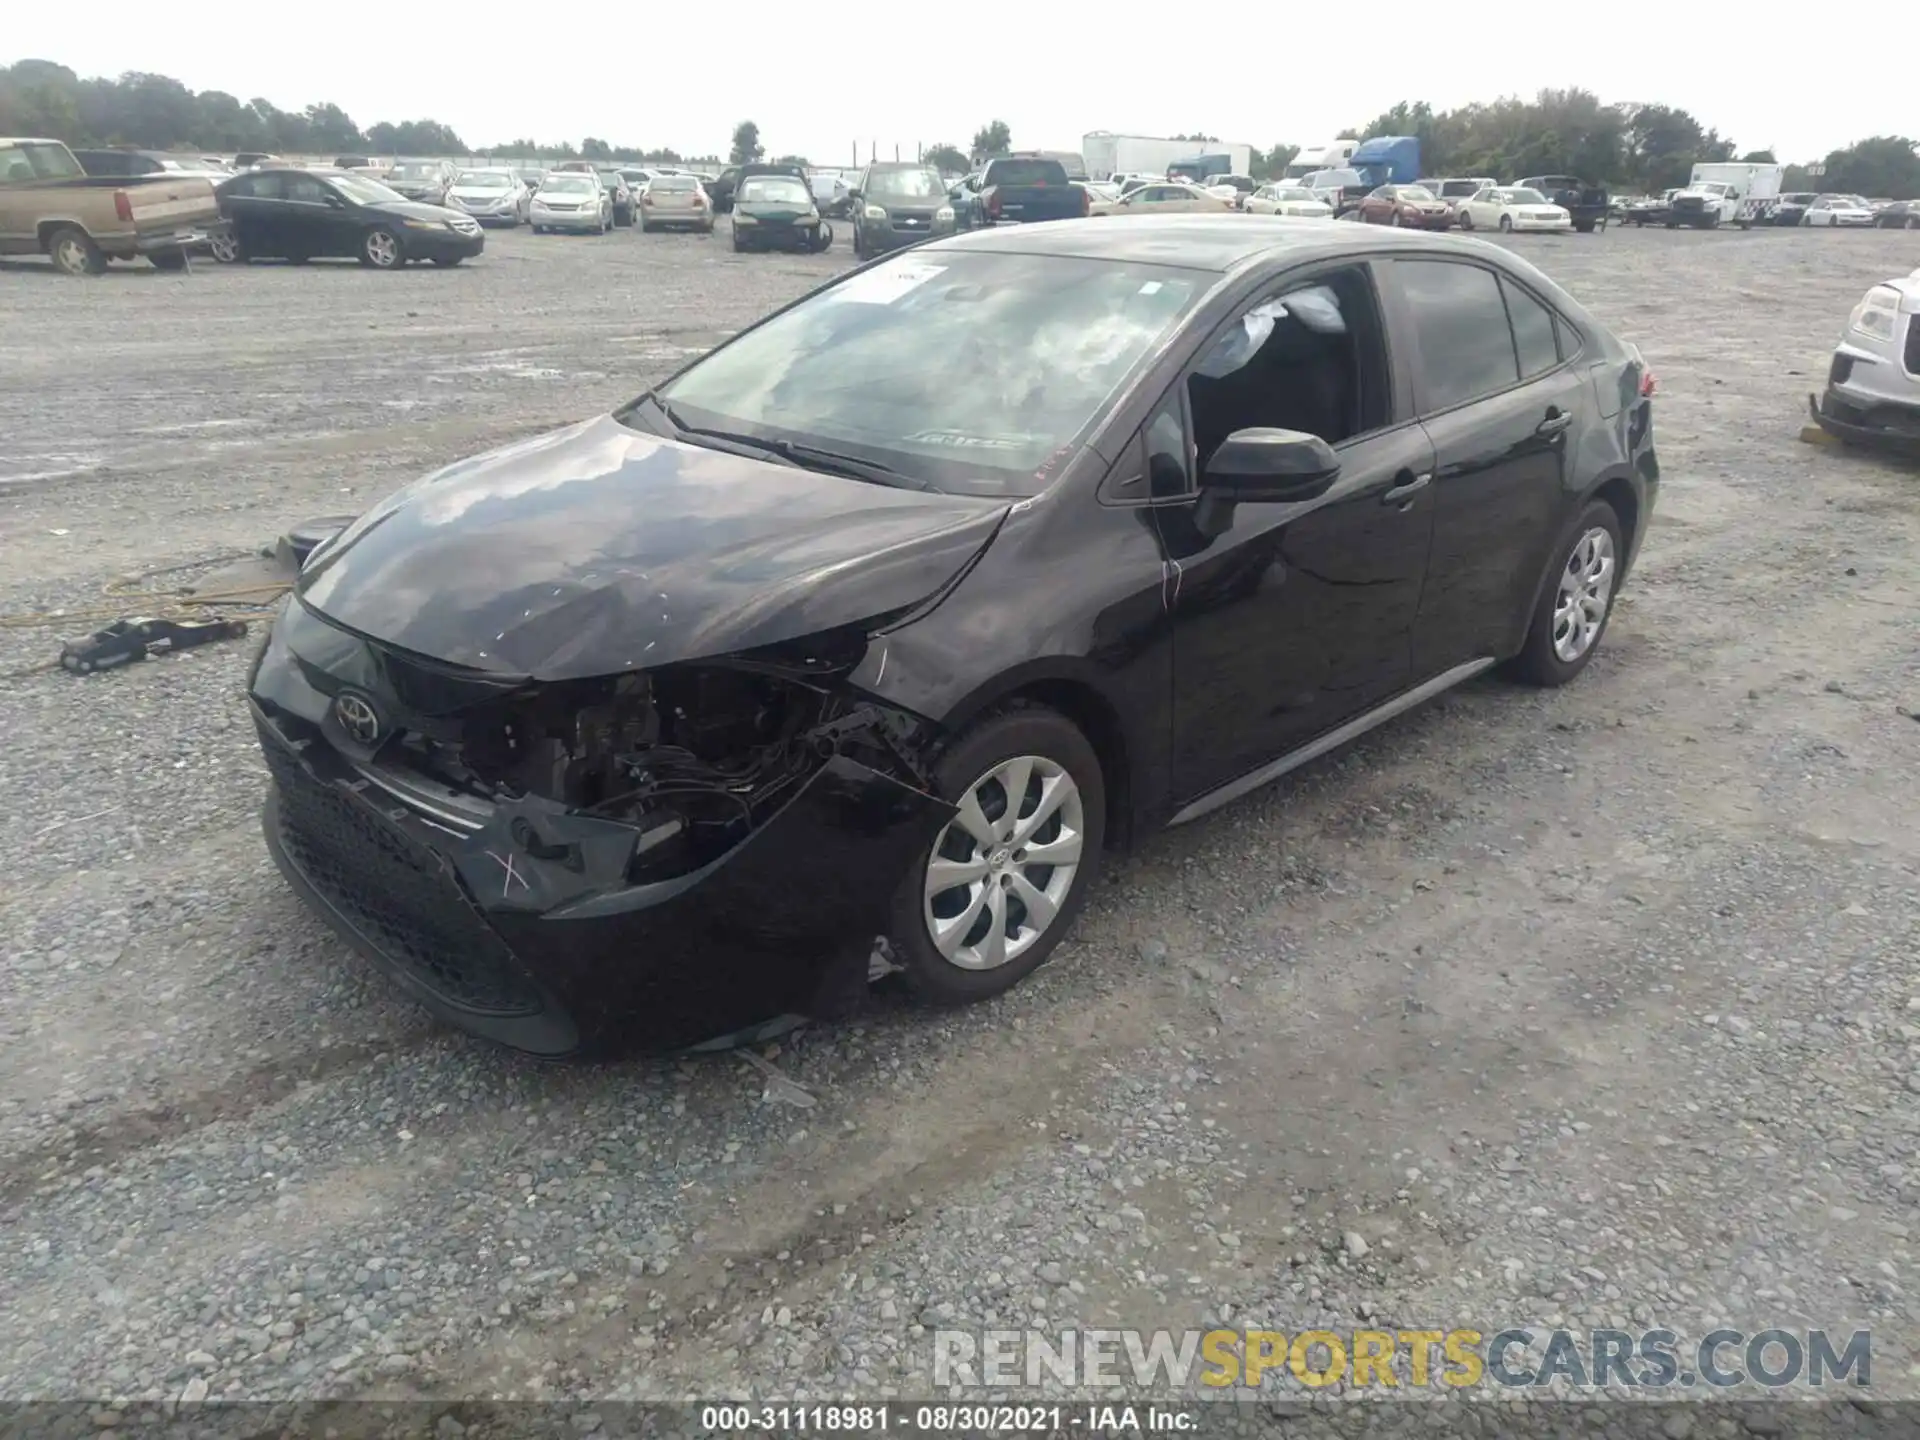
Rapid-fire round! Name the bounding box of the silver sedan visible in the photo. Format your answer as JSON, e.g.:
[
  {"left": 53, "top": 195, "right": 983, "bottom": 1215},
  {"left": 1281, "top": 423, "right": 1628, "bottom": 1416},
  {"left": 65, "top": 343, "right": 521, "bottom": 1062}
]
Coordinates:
[
  {"left": 530, "top": 173, "right": 613, "bottom": 234},
  {"left": 446, "top": 169, "right": 530, "bottom": 227}
]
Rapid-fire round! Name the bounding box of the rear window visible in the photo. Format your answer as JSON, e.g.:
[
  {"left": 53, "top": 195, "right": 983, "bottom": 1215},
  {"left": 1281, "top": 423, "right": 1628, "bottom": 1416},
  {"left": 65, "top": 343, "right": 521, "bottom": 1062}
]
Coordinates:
[
  {"left": 651, "top": 176, "right": 698, "bottom": 191},
  {"left": 987, "top": 159, "right": 1067, "bottom": 186}
]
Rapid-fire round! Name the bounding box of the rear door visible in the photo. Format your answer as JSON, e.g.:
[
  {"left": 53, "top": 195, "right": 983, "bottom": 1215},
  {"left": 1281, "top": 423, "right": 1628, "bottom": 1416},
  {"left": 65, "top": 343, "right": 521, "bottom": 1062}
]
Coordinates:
[
  {"left": 1383, "top": 257, "right": 1593, "bottom": 674},
  {"left": 222, "top": 173, "right": 278, "bottom": 254}
]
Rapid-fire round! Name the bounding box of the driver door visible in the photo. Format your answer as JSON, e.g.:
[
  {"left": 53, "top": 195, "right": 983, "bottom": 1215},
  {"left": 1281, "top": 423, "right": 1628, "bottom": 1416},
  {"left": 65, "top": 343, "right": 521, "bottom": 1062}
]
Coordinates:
[{"left": 282, "top": 173, "right": 356, "bottom": 257}]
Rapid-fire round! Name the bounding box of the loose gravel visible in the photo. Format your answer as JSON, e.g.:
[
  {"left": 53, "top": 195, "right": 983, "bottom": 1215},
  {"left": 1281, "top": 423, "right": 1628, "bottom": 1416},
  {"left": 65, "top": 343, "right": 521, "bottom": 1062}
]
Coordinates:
[{"left": 2, "top": 222, "right": 1917, "bottom": 1424}]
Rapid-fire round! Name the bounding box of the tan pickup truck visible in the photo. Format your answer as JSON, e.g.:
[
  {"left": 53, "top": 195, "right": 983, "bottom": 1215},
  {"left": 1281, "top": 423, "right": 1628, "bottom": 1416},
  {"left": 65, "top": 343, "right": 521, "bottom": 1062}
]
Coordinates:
[{"left": 0, "top": 136, "right": 222, "bottom": 275}]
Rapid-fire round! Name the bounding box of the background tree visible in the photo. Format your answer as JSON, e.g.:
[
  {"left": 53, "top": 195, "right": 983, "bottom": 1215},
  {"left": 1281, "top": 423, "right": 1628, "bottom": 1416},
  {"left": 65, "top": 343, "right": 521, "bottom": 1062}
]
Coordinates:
[
  {"left": 303, "top": 103, "right": 364, "bottom": 152},
  {"left": 970, "top": 119, "right": 1011, "bottom": 161},
  {"left": 580, "top": 137, "right": 613, "bottom": 160},
  {"left": 772, "top": 153, "right": 809, "bottom": 167},
  {"left": 923, "top": 142, "right": 968, "bottom": 174},
  {"left": 1740, "top": 148, "right": 1776, "bottom": 163},
  {"left": 729, "top": 120, "right": 763, "bottom": 165},
  {"left": 1820, "top": 136, "right": 1920, "bottom": 197},
  {"left": 1250, "top": 143, "right": 1299, "bottom": 180}
]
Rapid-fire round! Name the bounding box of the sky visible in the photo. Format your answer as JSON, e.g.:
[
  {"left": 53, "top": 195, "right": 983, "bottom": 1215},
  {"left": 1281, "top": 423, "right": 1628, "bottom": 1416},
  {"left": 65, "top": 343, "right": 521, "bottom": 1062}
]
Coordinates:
[{"left": 10, "top": 1, "right": 1910, "bottom": 165}]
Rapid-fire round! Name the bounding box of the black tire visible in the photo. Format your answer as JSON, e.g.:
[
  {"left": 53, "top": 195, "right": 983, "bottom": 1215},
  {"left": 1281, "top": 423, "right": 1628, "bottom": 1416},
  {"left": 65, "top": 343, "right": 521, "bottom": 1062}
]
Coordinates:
[
  {"left": 1573, "top": 218, "right": 1596, "bottom": 233},
  {"left": 1508, "top": 500, "right": 1625, "bottom": 687},
  {"left": 1498, "top": 214, "right": 1513, "bottom": 232},
  {"left": 432, "top": 254, "right": 464, "bottom": 267},
  {"left": 1457, "top": 210, "right": 1474, "bottom": 231},
  {"left": 209, "top": 229, "right": 245, "bottom": 263},
  {"left": 359, "top": 227, "right": 403, "bottom": 269},
  {"left": 46, "top": 224, "right": 105, "bottom": 276},
  {"left": 731, "top": 232, "right": 746, "bottom": 252},
  {"left": 1664, "top": 220, "right": 1677, "bottom": 229},
  {"left": 148, "top": 247, "right": 189, "bottom": 271},
  {"left": 887, "top": 704, "right": 1106, "bottom": 1006},
  {"left": 851, "top": 228, "right": 864, "bottom": 258}
]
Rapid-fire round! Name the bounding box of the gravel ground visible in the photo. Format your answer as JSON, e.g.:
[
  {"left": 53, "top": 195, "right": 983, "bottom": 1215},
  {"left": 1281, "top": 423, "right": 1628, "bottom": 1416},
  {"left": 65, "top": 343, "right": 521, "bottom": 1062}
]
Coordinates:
[{"left": 2, "top": 221, "right": 1918, "bottom": 1425}]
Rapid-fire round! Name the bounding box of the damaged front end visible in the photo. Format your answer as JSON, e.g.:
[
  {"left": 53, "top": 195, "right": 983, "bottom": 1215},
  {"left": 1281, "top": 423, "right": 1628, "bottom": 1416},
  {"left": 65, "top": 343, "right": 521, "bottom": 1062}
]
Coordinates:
[
  {"left": 1809, "top": 272, "right": 1920, "bottom": 463},
  {"left": 251, "top": 599, "right": 953, "bottom": 1057}
]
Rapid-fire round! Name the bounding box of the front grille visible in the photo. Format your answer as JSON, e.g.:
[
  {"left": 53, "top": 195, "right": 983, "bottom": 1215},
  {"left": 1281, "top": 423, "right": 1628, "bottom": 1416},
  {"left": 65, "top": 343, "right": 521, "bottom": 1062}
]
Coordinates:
[
  {"left": 263, "top": 732, "right": 543, "bottom": 1016},
  {"left": 1905, "top": 315, "right": 1920, "bottom": 377},
  {"left": 1673, "top": 196, "right": 1705, "bottom": 211}
]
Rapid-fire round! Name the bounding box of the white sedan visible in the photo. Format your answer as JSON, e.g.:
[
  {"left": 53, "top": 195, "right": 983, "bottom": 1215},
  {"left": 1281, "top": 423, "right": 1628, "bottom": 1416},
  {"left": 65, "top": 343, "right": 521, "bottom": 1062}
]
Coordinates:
[
  {"left": 1107, "top": 181, "right": 1237, "bottom": 216},
  {"left": 1073, "top": 180, "right": 1121, "bottom": 216},
  {"left": 1804, "top": 194, "right": 1875, "bottom": 227},
  {"left": 1245, "top": 183, "right": 1333, "bottom": 218},
  {"left": 1456, "top": 185, "right": 1572, "bottom": 233}
]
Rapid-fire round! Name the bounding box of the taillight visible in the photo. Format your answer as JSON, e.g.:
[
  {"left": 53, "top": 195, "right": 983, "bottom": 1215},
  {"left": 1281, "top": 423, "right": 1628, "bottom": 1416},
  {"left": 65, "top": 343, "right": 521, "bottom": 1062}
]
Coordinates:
[
  {"left": 113, "top": 190, "right": 134, "bottom": 223},
  {"left": 1641, "top": 370, "right": 1658, "bottom": 398},
  {"left": 986, "top": 192, "right": 1002, "bottom": 218},
  {"left": 1080, "top": 187, "right": 1091, "bottom": 216}
]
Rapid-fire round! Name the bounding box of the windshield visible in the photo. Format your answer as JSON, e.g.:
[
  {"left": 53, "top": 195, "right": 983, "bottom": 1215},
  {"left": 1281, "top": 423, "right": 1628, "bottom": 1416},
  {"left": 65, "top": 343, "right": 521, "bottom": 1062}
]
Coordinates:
[
  {"left": 1506, "top": 188, "right": 1547, "bottom": 204},
  {"left": 1839, "top": 195, "right": 1868, "bottom": 207},
  {"left": 651, "top": 251, "right": 1203, "bottom": 498},
  {"left": 740, "top": 177, "right": 811, "bottom": 204},
  {"left": 331, "top": 172, "right": 406, "bottom": 204},
  {"left": 391, "top": 163, "right": 438, "bottom": 179},
  {"left": 455, "top": 171, "right": 513, "bottom": 189},
  {"left": 542, "top": 176, "right": 595, "bottom": 194},
  {"left": 1276, "top": 187, "right": 1316, "bottom": 202},
  {"left": 867, "top": 168, "right": 944, "bottom": 199},
  {"left": 599, "top": 173, "right": 624, "bottom": 189},
  {"left": 652, "top": 176, "right": 699, "bottom": 192},
  {"left": 1439, "top": 180, "right": 1478, "bottom": 196},
  {"left": 1398, "top": 186, "right": 1435, "bottom": 202}
]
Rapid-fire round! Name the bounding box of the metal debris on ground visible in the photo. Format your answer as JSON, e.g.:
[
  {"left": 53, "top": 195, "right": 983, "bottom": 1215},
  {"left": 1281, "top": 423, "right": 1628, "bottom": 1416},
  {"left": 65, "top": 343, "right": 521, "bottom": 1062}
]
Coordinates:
[
  {"left": 59, "top": 617, "right": 250, "bottom": 674},
  {"left": 738, "top": 1050, "right": 818, "bottom": 1109}
]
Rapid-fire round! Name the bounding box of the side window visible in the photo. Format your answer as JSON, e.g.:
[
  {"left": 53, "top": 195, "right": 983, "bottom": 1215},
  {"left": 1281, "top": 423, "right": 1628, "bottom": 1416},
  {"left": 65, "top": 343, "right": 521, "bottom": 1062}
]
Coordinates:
[
  {"left": 250, "top": 174, "right": 286, "bottom": 200},
  {"left": 1145, "top": 395, "right": 1192, "bottom": 500},
  {"left": 1184, "top": 265, "right": 1392, "bottom": 470},
  {"left": 1395, "top": 260, "right": 1519, "bottom": 412},
  {"left": 223, "top": 175, "right": 255, "bottom": 198},
  {"left": 1501, "top": 278, "right": 1561, "bottom": 379},
  {"left": 284, "top": 176, "right": 330, "bottom": 204}
]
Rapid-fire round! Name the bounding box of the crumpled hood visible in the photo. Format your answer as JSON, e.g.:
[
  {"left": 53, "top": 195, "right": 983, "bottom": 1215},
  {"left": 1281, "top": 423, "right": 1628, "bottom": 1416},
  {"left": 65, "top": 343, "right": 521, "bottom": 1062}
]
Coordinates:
[{"left": 297, "top": 415, "right": 1009, "bottom": 681}]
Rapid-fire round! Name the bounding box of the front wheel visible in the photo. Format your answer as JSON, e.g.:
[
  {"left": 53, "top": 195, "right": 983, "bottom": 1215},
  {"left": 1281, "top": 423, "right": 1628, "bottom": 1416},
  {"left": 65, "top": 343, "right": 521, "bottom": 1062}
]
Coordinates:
[
  {"left": 1508, "top": 501, "right": 1624, "bottom": 687},
  {"left": 1498, "top": 214, "right": 1513, "bottom": 232},
  {"left": 208, "top": 229, "right": 245, "bottom": 263},
  {"left": 888, "top": 705, "right": 1106, "bottom": 1005},
  {"left": 432, "top": 254, "right": 464, "bottom": 267},
  {"left": 149, "top": 247, "right": 189, "bottom": 271},
  {"left": 1458, "top": 210, "right": 1474, "bottom": 230},
  {"left": 1389, "top": 210, "right": 1402, "bottom": 226},
  {"left": 360, "top": 227, "right": 403, "bottom": 269}
]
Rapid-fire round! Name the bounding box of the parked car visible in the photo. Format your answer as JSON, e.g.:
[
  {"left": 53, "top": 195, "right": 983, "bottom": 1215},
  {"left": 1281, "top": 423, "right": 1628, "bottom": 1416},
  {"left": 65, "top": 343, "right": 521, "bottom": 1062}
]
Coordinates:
[
  {"left": 1108, "top": 180, "right": 1234, "bottom": 216},
  {"left": 1518, "top": 176, "right": 1609, "bottom": 232},
  {"left": 1, "top": 136, "right": 220, "bottom": 273},
  {"left": 530, "top": 172, "right": 613, "bottom": 233},
  {"left": 947, "top": 177, "right": 980, "bottom": 230},
  {"left": 231, "top": 152, "right": 281, "bottom": 171},
  {"left": 1803, "top": 194, "right": 1875, "bottom": 227},
  {"left": 1299, "top": 167, "right": 1371, "bottom": 215},
  {"left": 1455, "top": 186, "right": 1572, "bottom": 234},
  {"left": 637, "top": 173, "right": 713, "bottom": 233},
  {"left": 1808, "top": 265, "right": 1920, "bottom": 458},
  {"left": 1208, "top": 174, "right": 1257, "bottom": 208},
  {"left": 1624, "top": 189, "right": 1678, "bottom": 226},
  {"left": 447, "top": 169, "right": 530, "bottom": 227},
  {"left": 593, "top": 171, "right": 634, "bottom": 226},
  {"left": 975, "top": 154, "right": 1086, "bottom": 225},
  {"left": 1357, "top": 184, "right": 1453, "bottom": 229},
  {"left": 617, "top": 167, "right": 656, "bottom": 195},
  {"left": 704, "top": 162, "right": 808, "bottom": 215},
  {"left": 1073, "top": 180, "right": 1122, "bottom": 217},
  {"left": 249, "top": 216, "right": 1659, "bottom": 1057},
  {"left": 550, "top": 161, "right": 598, "bottom": 174},
  {"left": 1874, "top": 199, "right": 1920, "bottom": 230},
  {"left": 852, "top": 163, "right": 956, "bottom": 256},
  {"left": 1244, "top": 184, "right": 1333, "bottom": 218},
  {"left": 1773, "top": 192, "right": 1818, "bottom": 226},
  {"left": 211, "top": 166, "right": 482, "bottom": 268},
  {"left": 811, "top": 172, "right": 855, "bottom": 219},
  {"left": 1425, "top": 176, "right": 1499, "bottom": 214},
  {"left": 516, "top": 168, "right": 546, "bottom": 193},
  {"left": 731, "top": 173, "right": 830, "bottom": 252},
  {"left": 385, "top": 159, "right": 456, "bottom": 207}
]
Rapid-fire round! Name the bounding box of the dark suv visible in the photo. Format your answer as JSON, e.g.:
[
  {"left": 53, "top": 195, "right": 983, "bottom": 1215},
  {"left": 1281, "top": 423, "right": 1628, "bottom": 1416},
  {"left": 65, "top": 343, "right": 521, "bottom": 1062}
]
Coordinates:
[
  {"left": 705, "top": 162, "right": 808, "bottom": 215},
  {"left": 851, "top": 164, "right": 957, "bottom": 257}
]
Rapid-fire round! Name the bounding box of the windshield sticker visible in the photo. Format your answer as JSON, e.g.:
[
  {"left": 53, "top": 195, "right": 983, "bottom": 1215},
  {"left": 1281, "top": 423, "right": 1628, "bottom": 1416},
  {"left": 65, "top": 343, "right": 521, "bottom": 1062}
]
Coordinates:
[
  {"left": 1138, "top": 281, "right": 1163, "bottom": 295},
  {"left": 831, "top": 262, "right": 947, "bottom": 305},
  {"left": 907, "top": 430, "right": 1030, "bottom": 450}
]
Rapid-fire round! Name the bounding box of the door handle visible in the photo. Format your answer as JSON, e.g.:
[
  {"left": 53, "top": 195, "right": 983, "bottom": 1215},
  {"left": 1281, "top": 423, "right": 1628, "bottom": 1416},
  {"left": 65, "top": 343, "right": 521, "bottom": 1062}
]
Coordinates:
[
  {"left": 1381, "top": 472, "right": 1431, "bottom": 506},
  {"left": 1536, "top": 407, "right": 1573, "bottom": 437}
]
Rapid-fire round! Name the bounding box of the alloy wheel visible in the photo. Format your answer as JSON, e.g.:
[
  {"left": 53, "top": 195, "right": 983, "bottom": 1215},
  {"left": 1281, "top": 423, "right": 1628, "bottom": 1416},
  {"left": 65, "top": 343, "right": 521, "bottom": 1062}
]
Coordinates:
[
  {"left": 1552, "top": 527, "right": 1616, "bottom": 662},
  {"left": 209, "top": 231, "right": 242, "bottom": 263},
  {"left": 923, "top": 754, "right": 1084, "bottom": 971},
  {"left": 365, "top": 230, "right": 400, "bottom": 268}
]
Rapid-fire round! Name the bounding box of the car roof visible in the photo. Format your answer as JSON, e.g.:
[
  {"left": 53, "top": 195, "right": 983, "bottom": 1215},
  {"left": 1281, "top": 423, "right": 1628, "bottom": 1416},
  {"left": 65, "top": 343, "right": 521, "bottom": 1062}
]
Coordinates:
[{"left": 925, "top": 214, "right": 1511, "bottom": 273}]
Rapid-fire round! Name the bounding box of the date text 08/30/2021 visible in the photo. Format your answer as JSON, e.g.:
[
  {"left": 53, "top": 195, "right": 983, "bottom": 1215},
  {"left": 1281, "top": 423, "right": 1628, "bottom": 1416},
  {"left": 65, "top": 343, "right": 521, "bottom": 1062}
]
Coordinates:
[{"left": 700, "top": 1404, "right": 1198, "bottom": 1433}]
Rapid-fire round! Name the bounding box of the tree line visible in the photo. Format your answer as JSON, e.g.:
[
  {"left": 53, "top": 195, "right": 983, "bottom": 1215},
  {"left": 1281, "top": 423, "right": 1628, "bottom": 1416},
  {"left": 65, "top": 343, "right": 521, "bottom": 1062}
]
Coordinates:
[{"left": 6, "top": 61, "right": 1915, "bottom": 199}]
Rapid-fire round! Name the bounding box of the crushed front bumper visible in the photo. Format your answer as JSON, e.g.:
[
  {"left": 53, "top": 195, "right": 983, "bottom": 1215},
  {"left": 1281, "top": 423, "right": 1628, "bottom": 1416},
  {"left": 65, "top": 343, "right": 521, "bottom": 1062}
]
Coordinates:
[
  {"left": 1810, "top": 388, "right": 1920, "bottom": 460},
  {"left": 254, "top": 701, "right": 951, "bottom": 1057}
]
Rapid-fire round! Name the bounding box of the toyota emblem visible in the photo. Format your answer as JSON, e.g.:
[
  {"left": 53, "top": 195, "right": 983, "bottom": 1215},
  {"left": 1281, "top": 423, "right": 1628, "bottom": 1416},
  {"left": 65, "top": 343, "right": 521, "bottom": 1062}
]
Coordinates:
[{"left": 332, "top": 690, "right": 383, "bottom": 746}]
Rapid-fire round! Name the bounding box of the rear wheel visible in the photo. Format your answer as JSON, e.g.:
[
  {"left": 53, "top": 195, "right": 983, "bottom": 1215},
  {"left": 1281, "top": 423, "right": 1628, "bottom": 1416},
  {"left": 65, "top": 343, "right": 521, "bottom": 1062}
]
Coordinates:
[
  {"left": 360, "top": 227, "right": 403, "bottom": 269},
  {"left": 1498, "top": 214, "right": 1513, "bottom": 232},
  {"left": 209, "top": 229, "right": 245, "bottom": 263},
  {"left": 889, "top": 705, "right": 1106, "bottom": 1006},
  {"left": 148, "top": 247, "right": 189, "bottom": 271},
  {"left": 47, "top": 225, "right": 105, "bottom": 276},
  {"left": 432, "top": 254, "right": 464, "bottom": 267},
  {"left": 1509, "top": 500, "right": 1624, "bottom": 687},
  {"left": 1458, "top": 210, "right": 1474, "bottom": 230}
]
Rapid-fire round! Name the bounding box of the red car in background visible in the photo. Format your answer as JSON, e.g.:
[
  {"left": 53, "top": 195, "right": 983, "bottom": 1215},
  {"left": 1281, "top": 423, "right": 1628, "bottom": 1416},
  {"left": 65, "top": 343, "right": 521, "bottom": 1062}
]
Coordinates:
[{"left": 1357, "top": 183, "right": 1454, "bottom": 229}]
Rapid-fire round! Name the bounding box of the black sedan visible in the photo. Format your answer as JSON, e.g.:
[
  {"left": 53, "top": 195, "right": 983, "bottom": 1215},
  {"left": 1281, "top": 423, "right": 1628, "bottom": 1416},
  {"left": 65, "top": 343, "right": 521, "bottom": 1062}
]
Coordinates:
[
  {"left": 249, "top": 217, "right": 1658, "bottom": 1057},
  {"left": 210, "top": 167, "right": 485, "bottom": 269}
]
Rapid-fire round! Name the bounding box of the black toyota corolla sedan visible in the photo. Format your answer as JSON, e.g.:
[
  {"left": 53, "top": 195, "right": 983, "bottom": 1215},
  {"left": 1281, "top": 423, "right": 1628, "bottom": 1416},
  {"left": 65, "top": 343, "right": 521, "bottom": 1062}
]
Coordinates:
[{"left": 250, "top": 217, "right": 1658, "bottom": 1057}]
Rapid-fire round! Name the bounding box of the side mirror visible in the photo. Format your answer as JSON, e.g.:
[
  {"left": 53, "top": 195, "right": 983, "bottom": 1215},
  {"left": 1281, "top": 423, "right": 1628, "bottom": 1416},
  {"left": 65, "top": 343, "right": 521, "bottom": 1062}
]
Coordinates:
[{"left": 1194, "top": 428, "right": 1340, "bottom": 535}]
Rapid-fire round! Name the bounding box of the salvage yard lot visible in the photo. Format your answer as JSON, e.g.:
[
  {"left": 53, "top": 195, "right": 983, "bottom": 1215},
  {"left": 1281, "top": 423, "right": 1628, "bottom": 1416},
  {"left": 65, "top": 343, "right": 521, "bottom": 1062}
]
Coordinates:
[{"left": 2, "top": 225, "right": 1918, "bottom": 1409}]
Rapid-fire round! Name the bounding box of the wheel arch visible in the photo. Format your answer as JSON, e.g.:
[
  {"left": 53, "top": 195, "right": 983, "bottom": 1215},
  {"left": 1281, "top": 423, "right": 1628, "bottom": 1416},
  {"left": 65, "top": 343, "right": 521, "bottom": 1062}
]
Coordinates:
[
  {"left": 1506, "top": 468, "right": 1642, "bottom": 659},
  {"left": 912, "top": 661, "right": 1139, "bottom": 852}
]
